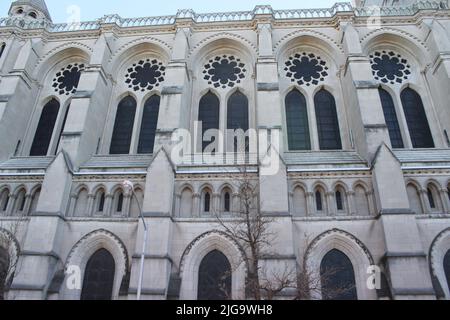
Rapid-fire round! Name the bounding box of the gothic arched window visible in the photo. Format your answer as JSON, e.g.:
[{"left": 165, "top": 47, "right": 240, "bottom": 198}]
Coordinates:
[
  {"left": 314, "top": 89, "right": 342, "bottom": 150},
  {"left": 224, "top": 191, "right": 231, "bottom": 213},
  {"left": 320, "top": 249, "right": 357, "bottom": 300},
  {"left": 378, "top": 88, "right": 404, "bottom": 148},
  {"left": 0, "top": 246, "right": 9, "bottom": 300},
  {"left": 316, "top": 190, "right": 323, "bottom": 212},
  {"left": 81, "top": 249, "right": 115, "bottom": 300},
  {"left": 444, "top": 250, "right": 450, "bottom": 292},
  {"left": 227, "top": 91, "right": 249, "bottom": 153},
  {"left": 0, "top": 43, "right": 5, "bottom": 59},
  {"left": 198, "top": 250, "right": 232, "bottom": 300},
  {"left": 0, "top": 189, "right": 10, "bottom": 213},
  {"left": 199, "top": 92, "right": 220, "bottom": 152},
  {"left": 427, "top": 188, "right": 436, "bottom": 209},
  {"left": 94, "top": 189, "right": 106, "bottom": 215},
  {"left": 335, "top": 190, "right": 344, "bottom": 211},
  {"left": 285, "top": 89, "right": 311, "bottom": 151},
  {"left": 30, "top": 99, "right": 60, "bottom": 156},
  {"left": 401, "top": 88, "right": 434, "bottom": 148},
  {"left": 110, "top": 96, "right": 137, "bottom": 155},
  {"left": 203, "top": 191, "right": 211, "bottom": 213},
  {"left": 138, "top": 95, "right": 160, "bottom": 154}
]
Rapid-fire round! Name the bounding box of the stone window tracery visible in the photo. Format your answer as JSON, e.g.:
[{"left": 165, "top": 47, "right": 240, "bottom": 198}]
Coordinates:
[
  {"left": 125, "top": 59, "right": 166, "bottom": 92},
  {"left": 203, "top": 55, "right": 246, "bottom": 89},
  {"left": 52, "top": 63, "right": 85, "bottom": 95},
  {"left": 370, "top": 51, "right": 411, "bottom": 85},
  {"left": 284, "top": 53, "right": 329, "bottom": 86}
]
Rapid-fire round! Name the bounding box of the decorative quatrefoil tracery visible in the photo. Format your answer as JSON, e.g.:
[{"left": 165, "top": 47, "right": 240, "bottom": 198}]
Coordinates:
[
  {"left": 370, "top": 51, "right": 411, "bottom": 85},
  {"left": 125, "top": 59, "right": 166, "bottom": 92},
  {"left": 52, "top": 63, "right": 85, "bottom": 95},
  {"left": 284, "top": 53, "right": 329, "bottom": 86},
  {"left": 203, "top": 55, "right": 246, "bottom": 89}
]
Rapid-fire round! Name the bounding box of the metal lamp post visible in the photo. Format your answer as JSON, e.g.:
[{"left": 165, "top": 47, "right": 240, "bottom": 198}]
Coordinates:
[{"left": 122, "top": 180, "right": 148, "bottom": 301}]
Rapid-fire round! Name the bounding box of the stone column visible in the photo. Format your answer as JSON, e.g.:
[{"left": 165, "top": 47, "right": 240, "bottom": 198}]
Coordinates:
[
  {"left": 174, "top": 193, "right": 182, "bottom": 218},
  {"left": 420, "top": 189, "right": 431, "bottom": 214},
  {"left": 23, "top": 194, "right": 33, "bottom": 216},
  {"left": 192, "top": 193, "right": 201, "bottom": 218},
  {"left": 67, "top": 193, "right": 77, "bottom": 217},
  {"left": 104, "top": 194, "right": 113, "bottom": 217},
  {"left": 213, "top": 193, "right": 221, "bottom": 216},
  {"left": 123, "top": 193, "right": 131, "bottom": 218},
  {"left": 306, "top": 192, "right": 315, "bottom": 217},
  {"left": 366, "top": 190, "right": 376, "bottom": 216},
  {"left": 326, "top": 192, "right": 336, "bottom": 217},
  {"left": 441, "top": 189, "right": 450, "bottom": 213},
  {"left": 5, "top": 194, "right": 16, "bottom": 216},
  {"left": 346, "top": 191, "right": 356, "bottom": 216},
  {"left": 86, "top": 194, "right": 95, "bottom": 217}
]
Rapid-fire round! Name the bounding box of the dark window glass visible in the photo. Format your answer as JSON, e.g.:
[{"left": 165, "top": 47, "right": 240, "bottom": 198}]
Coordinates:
[
  {"left": 98, "top": 193, "right": 105, "bottom": 212},
  {"left": 199, "top": 92, "right": 220, "bottom": 152},
  {"left": 227, "top": 91, "right": 249, "bottom": 153},
  {"left": 204, "top": 192, "right": 211, "bottom": 213},
  {"left": 117, "top": 193, "right": 123, "bottom": 212},
  {"left": 138, "top": 95, "right": 160, "bottom": 154},
  {"left": 427, "top": 188, "right": 436, "bottom": 209},
  {"left": 447, "top": 186, "right": 450, "bottom": 202},
  {"left": 315, "top": 90, "right": 342, "bottom": 150},
  {"left": 336, "top": 191, "right": 343, "bottom": 211},
  {"left": 55, "top": 104, "right": 71, "bottom": 154},
  {"left": 285, "top": 90, "right": 311, "bottom": 151},
  {"left": 80, "top": 249, "right": 115, "bottom": 300},
  {"left": 0, "top": 43, "right": 5, "bottom": 58},
  {"left": 19, "top": 191, "right": 26, "bottom": 211},
  {"left": 198, "top": 250, "right": 231, "bottom": 300},
  {"left": 379, "top": 88, "right": 404, "bottom": 148},
  {"left": 316, "top": 191, "right": 323, "bottom": 211},
  {"left": 224, "top": 192, "right": 231, "bottom": 212},
  {"left": 0, "top": 246, "right": 9, "bottom": 300},
  {"left": 444, "top": 250, "right": 450, "bottom": 292},
  {"left": 320, "top": 249, "right": 357, "bottom": 300},
  {"left": 110, "top": 96, "right": 137, "bottom": 155},
  {"left": 401, "top": 88, "right": 434, "bottom": 148},
  {"left": 1, "top": 191, "right": 9, "bottom": 211},
  {"left": 30, "top": 99, "right": 60, "bottom": 156}
]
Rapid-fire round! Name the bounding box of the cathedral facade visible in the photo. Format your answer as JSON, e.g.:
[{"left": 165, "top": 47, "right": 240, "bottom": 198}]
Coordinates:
[{"left": 0, "top": 0, "right": 450, "bottom": 300}]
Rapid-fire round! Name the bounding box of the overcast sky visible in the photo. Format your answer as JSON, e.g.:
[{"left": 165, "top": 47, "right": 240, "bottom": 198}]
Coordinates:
[{"left": 1, "top": 0, "right": 342, "bottom": 22}]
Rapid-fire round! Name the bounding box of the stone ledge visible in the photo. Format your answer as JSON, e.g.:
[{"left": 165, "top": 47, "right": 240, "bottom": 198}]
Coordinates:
[
  {"left": 257, "top": 82, "right": 279, "bottom": 91},
  {"left": 391, "top": 287, "right": 436, "bottom": 296},
  {"left": 128, "top": 288, "right": 166, "bottom": 295}
]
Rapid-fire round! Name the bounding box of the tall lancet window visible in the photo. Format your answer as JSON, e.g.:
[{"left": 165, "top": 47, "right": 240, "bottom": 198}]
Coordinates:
[
  {"left": 378, "top": 88, "right": 404, "bottom": 148},
  {"left": 315, "top": 89, "right": 342, "bottom": 150},
  {"left": 198, "top": 92, "right": 220, "bottom": 152},
  {"left": 227, "top": 91, "right": 249, "bottom": 153},
  {"left": 401, "top": 88, "right": 434, "bottom": 148},
  {"left": 285, "top": 89, "right": 311, "bottom": 151},
  {"left": 30, "top": 99, "right": 60, "bottom": 156},
  {"left": 138, "top": 95, "right": 160, "bottom": 154},
  {"left": 110, "top": 96, "right": 137, "bottom": 154}
]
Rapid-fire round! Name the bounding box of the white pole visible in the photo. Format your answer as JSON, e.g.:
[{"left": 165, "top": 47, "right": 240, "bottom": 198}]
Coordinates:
[
  {"left": 122, "top": 180, "right": 147, "bottom": 301},
  {"left": 137, "top": 223, "right": 148, "bottom": 300}
]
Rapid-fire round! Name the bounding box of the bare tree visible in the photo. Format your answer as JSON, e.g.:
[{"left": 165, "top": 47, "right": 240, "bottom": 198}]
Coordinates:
[
  {"left": 0, "top": 214, "right": 25, "bottom": 300},
  {"left": 213, "top": 165, "right": 356, "bottom": 300}
]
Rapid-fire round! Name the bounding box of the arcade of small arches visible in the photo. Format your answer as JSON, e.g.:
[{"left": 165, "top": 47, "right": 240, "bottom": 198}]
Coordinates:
[
  {"left": 406, "top": 179, "right": 450, "bottom": 215},
  {"left": 289, "top": 181, "right": 376, "bottom": 217},
  {"left": 17, "top": 32, "right": 443, "bottom": 159},
  {"left": 0, "top": 184, "right": 42, "bottom": 217},
  {"left": 67, "top": 183, "right": 144, "bottom": 218}
]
